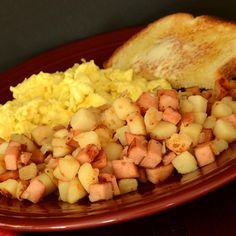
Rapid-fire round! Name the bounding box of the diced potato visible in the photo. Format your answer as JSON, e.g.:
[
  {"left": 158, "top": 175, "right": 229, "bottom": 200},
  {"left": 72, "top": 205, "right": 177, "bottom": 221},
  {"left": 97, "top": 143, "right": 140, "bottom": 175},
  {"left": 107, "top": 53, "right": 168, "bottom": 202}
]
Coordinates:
[
  {"left": 78, "top": 162, "right": 99, "bottom": 192},
  {"left": 31, "top": 125, "right": 54, "bottom": 146},
  {"left": 52, "top": 146, "right": 72, "bottom": 158},
  {"left": 53, "top": 155, "right": 80, "bottom": 181},
  {"left": 150, "top": 121, "right": 177, "bottom": 140},
  {"left": 19, "top": 163, "right": 38, "bottom": 180},
  {"left": 213, "top": 119, "right": 236, "bottom": 143},
  {"left": 0, "top": 179, "right": 18, "bottom": 198},
  {"left": 103, "top": 142, "right": 123, "bottom": 161},
  {"left": 180, "top": 123, "right": 202, "bottom": 146},
  {"left": 194, "top": 112, "right": 207, "bottom": 125},
  {"left": 53, "top": 128, "right": 69, "bottom": 139},
  {"left": 74, "top": 131, "right": 101, "bottom": 149},
  {"left": 10, "top": 134, "right": 37, "bottom": 152},
  {"left": 16, "top": 180, "right": 28, "bottom": 200},
  {"left": 40, "top": 141, "right": 53, "bottom": 154},
  {"left": 203, "top": 116, "right": 216, "bottom": 129},
  {"left": 118, "top": 178, "right": 138, "bottom": 194},
  {"left": 70, "top": 108, "right": 97, "bottom": 131},
  {"left": 172, "top": 151, "right": 198, "bottom": 174},
  {"left": 211, "top": 139, "right": 229, "bottom": 155},
  {"left": 72, "top": 147, "right": 81, "bottom": 158},
  {"left": 113, "top": 125, "right": 130, "bottom": 146},
  {"left": 166, "top": 133, "right": 192, "bottom": 154},
  {"left": 126, "top": 111, "right": 146, "bottom": 135},
  {"left": 180, "top": 98, "right": 193, "bottom": 113},
  {"left": 229, "top": 101, "right": 236, "bottom": 114},
  {"left": 113, "top": 97, "right": 139, "bottom": 120},
  {"left": 0, "top": 142, "right": 8, "bottom": 155},
  {"left": 94, "top": 126, "right": 113, "bottom": 148},
  {"left": 67, "top": 178, "right": 87, "bottom": 204},
  {"left": 57, "top": 180, "right": 69, "bottom": 202},
  {"left": 51, "top": 137, "right": 69, "bottom": 147},
  {"left": 188, "top": 95, "right": 208, "bottom": 113},
  {"left": 211, "top": 101, "right": 232, "bottom": 118},
  {"left": 220, "top": 96, "right": 236, "bottom": 114},
  {"left": 144, "top": 107, "right": 163, "bottom": 132},
  {"left": 101, "top": 107, "right": 126, "bottom": 131},
  {"left": 221, "top": 96, "right": 232, "bottom": 104},
  {"left": 36, "top": 172, "right": 57, "bottom": 196},
  {"left": 58, "top": 178, "right": 87, "bottom": 204},
  {"left": 59, "top": 155, "right": 80, "bottom": 178},
  {"left": 52, "top": 137, "right": 73, "bottom": 157}
]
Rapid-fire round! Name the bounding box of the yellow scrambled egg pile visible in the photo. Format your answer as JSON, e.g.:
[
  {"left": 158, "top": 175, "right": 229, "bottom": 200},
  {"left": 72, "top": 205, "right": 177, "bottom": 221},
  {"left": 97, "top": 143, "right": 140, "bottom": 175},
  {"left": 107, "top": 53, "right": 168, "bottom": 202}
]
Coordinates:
[{"left": 0, "top": 60, "right": 171, "bottom": 140}]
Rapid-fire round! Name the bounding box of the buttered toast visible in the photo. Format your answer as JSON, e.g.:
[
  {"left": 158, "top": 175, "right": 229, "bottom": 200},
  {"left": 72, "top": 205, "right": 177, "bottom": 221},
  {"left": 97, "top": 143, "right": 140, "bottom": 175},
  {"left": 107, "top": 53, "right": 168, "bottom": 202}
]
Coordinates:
[{"left": 105, "top": 13, "right": 236, "bottom": 89}]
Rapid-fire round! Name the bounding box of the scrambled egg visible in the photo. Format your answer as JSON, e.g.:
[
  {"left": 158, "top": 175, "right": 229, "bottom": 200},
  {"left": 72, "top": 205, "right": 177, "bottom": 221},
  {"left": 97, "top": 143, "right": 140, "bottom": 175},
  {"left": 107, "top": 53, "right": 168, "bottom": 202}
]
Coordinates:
[{"left": 0, "top": 60, "right": 171, "bottom": 140}]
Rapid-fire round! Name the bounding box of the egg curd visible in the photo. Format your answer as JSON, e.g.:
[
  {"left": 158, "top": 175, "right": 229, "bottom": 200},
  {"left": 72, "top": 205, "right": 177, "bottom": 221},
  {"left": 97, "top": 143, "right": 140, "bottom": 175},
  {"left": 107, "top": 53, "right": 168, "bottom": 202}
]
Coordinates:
[{"left": 0, "top": 60, "right": 171, "bottom": 140}]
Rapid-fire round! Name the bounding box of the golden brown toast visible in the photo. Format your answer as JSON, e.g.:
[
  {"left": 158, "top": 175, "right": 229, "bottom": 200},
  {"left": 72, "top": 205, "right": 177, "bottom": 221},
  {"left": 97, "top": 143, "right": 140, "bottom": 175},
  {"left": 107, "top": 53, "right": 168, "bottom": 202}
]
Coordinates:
[{"left": 105, "top": 13, "right": 236, "bottom": 89}]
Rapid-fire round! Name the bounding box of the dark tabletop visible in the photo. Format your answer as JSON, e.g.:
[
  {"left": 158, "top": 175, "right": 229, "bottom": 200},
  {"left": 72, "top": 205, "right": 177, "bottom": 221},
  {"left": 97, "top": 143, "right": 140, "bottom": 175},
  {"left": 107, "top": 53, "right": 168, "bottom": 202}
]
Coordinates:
[{"left": 1, "top": 1, "right": 236, "bottom": 235}]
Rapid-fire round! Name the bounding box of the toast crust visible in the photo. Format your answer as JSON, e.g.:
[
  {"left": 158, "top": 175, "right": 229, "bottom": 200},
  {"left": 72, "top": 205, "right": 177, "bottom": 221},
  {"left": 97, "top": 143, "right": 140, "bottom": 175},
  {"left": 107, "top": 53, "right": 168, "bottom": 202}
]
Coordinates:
[{"left": 105, "top": 13, "right": 236, "bottom": 89}]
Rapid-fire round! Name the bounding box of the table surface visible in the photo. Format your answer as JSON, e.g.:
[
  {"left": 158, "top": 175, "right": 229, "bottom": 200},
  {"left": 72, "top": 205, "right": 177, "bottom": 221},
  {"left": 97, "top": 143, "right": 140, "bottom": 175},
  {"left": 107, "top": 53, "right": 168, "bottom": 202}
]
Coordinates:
[{"left": 23, "top": 180, "right": 236, "bottom": 236}]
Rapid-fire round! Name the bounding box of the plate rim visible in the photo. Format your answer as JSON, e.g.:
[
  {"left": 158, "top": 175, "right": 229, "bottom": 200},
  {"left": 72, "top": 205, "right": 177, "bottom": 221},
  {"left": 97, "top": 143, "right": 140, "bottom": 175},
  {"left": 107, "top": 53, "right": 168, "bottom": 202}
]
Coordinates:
[{"left": 0, "top": 26, "right": 236, "bottom": 232}]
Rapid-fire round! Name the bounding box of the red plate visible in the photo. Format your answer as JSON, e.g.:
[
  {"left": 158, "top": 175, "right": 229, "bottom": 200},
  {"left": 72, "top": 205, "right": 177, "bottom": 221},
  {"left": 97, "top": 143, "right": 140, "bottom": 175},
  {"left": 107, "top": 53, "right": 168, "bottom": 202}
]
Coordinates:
[{"left": 0, "top": 26, "right": 236, "bottom": 232}]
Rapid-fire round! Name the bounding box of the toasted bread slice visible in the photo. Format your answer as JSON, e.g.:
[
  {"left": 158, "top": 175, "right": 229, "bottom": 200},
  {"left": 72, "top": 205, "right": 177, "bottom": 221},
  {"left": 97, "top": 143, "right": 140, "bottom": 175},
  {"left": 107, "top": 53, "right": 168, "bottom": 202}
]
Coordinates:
[{"left": 105, "top": 13, "right": 236, "bottom": 89}]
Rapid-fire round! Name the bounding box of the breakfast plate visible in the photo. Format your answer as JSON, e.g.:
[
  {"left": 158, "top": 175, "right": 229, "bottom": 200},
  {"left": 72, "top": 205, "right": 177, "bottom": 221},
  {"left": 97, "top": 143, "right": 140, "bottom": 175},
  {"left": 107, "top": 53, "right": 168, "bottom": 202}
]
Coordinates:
[{"left": 0, "top": 26, "right": 236, "bottom": 232}]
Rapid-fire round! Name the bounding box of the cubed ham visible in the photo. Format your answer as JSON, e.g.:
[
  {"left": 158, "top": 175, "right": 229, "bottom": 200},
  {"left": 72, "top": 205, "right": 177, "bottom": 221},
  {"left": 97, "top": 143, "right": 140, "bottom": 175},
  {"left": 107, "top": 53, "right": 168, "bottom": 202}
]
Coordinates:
[
  {"left": 0, "top": 171, "right": 18, "bottom": 182},
  {"left": 31, "top": 149, "right": 45, "bottom": 164},
  {"left": 76, "top": 144, "right": 99, "bottom": 164},
  {"left": 45, "top": 154, "right": 58, "bottom": 169},
  {"left": 88, "top": 182, "right": 113, "bottom": 202},
  {"left": 194, "top": 142, "right": 215, "bottom": 167},
  {"left": 66, "top": 129, "right": 80, "bottom": 147},
  {"left": 198, "top": 128, "right": 213, "bottom": 144},
  {"left": 125, "top": 132, "right": 145, "bottom": 145},
  {"left": 22, "top": 179, "right": 45, "bottom": 203},
  {"left": 20, "top": 152, "right": 32, "bottom": 165},
  {"left": 162, "top": 152, "right": 176, "bottom": 166},
  {"left": 99, "top": 173, "right": 120, "bottom": 195},
  {"left": 140, "top": 139, "right": 162, "bottom": 168},
  {"left": 159, "top": 94, "right": 179, "bottom": 111},
  {"left": 112, "top": 160, "right": 139, "bottom": 179},
  {"left": 157, "top": 89, "right": 178, "bottom": 98},
  {"left": 206, "top": 94, "right": 217, "bottom": 115},
  {"left": 146, "top": 164, "right": 174, "bottom": 184},
  {"left": 215, "top": 78, "right": 231, "bottom": 100},
  {"left": 4, "top": 141, "right": 21, "bottom": 170},
  {"left": 92, "top": 150, "right": 107, "bottom": 169},
  {"left": 128, "top": 138, "right": 147, "bottom": 165},
  {"left": 121, "top": 146, "right": 128, "bottom": 157},
  {"left": 136, "top": 92, "right": 159, "bottom": 114},
  {"left": 162, "top": 107, "right": 181, "bottom": 125},
  {"left": 185, "top": 87, "right": 201, "bottom": 95},
  {"left": 223, "top": 114, "right": 236, "bottom": 128},
  {"left": 181, "top": 112, "right": 195, "bottom": 126}
]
